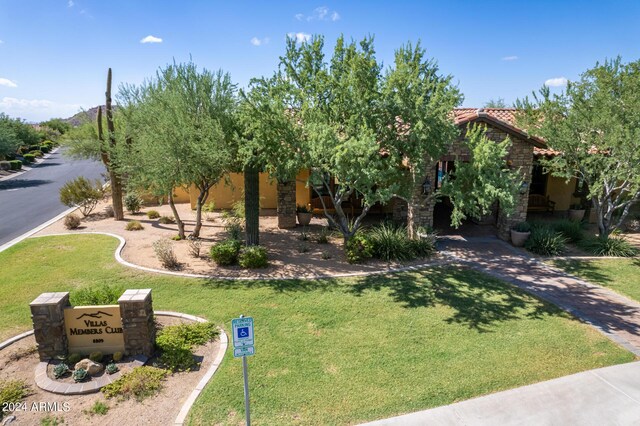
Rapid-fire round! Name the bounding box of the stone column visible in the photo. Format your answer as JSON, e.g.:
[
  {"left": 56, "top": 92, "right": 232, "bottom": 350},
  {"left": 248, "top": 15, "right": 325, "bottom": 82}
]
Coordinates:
[
  {"left": 277, "top": 180, "right": 297, "bottom": 229},
  {"left": 407, "top": 163, "right": 438, "bottom": 234},
  {"left": 30, "top": 292, "right": 70, "bottom": 361},
  {"left": 118, "top": 289, "right": 155, "bottom": 357},
  {"left": 392, "top": 197, "right": 408, "bottom": 225}
]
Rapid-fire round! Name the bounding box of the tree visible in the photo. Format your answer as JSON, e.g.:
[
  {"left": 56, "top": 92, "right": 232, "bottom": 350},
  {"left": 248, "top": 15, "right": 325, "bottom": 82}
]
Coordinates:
[
  {"left": 41, "top": 118, "right": 71, "bottom": 135},
  {"left": 516, "top": 57, "right": 640, "bottom": 237},
  {"left": 438, "top": 124, "right": 522, "bottom": 227},
  {"left": 484, "top": 98, "right": 507, "bottom": 108},
  {"left": 382, "top": 42, "right": 463, "bottom": 237},
  {"left": 0, "top": 116, "right": 21, "bottom": 160},
  {"left": 118, "top": 61, "right": 237, "bottom": 239}
]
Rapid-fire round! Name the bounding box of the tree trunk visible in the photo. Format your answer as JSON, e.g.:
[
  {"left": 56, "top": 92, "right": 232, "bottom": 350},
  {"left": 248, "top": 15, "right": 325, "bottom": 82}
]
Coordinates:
[
  {"left": 191, "top": 186, "right": 209, "bottom": 238},
  {"left": 105, "top": 68, "right": 124, "bottom": 220},
  {"left": 110, "top": 172, "right": 125, "bottom": 221},
  {"left": 168, "top": 191, "right": 186, "bottom": 239},
  {"left": 244, "top": 163, "right": 260, "bottom": 246}
]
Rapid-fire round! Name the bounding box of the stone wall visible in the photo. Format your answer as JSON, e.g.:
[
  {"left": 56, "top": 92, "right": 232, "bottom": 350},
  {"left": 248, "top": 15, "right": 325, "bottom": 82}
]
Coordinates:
[
  {"left": 118, "top": 289, "right": 155, "bottom": 357},
  {"left": 30, "top": 292, "right": 70, "bottom": 361},
  {"left": 277, "top": 180, "right": 297, "bottom": 229}
]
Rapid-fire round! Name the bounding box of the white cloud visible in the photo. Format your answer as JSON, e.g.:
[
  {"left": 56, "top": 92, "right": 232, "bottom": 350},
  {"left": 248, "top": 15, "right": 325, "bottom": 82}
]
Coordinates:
[
  {"left": 140, "top": 35, "right": 162, "bottom": 44},
  {"left": 288, "top": 32, "right": 311, "bottom": 44},
  {"left": 544, "top": 77, "right": 568, "bottom": 87},
  {"left": 502, "top": 55, "right": 518, "bottom": 61},
  {"left": 68, "top": 0, "right": 74, "bottom": 7},
  {"left": 0, "top": 97, "right": 82, "bottom": 122},
  {"left": 295, "top": 6, "right": 339, "bottom": 22},
  {"left": 0, "top": 78, "right": 17, "bottom": 88},
  {"left": 250, "top": 37, "right": 269, "bottom": 46}
]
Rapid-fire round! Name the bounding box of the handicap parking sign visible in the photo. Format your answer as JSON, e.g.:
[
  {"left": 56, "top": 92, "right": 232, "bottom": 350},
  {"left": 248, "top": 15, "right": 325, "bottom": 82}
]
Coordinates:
[
  {"left": 232, "top": 317, "right": 254, "bottom": 348},
  {"left": 237, "top": 327, "right": 249, "bottom": 339}
]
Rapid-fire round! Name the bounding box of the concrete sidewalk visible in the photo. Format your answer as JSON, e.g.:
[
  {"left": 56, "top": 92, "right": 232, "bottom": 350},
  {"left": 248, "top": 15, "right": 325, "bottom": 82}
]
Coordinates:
[{"left": 363, "top": 361, "right": 640, "bottom": 425}]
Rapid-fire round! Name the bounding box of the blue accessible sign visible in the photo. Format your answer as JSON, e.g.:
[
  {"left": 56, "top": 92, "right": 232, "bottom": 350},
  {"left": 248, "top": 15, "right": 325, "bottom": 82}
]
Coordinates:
[{"left": 232, "top": 316, "right": 254, "bottom": 358}]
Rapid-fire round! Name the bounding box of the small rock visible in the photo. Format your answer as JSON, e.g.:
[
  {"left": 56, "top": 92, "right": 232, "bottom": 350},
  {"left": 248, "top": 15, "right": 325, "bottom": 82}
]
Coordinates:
[
  {"left": 74, "top": 359, "right": 103, "bottom": 375},
  {"left": 3, "top": 415, "right": 16, "bottom": 425}
]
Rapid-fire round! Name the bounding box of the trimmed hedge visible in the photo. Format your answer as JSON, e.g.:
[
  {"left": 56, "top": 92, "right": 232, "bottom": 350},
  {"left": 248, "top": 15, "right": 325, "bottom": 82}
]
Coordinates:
[
  {"left": 22, "top": 154, "right": 35, "bottom": 164},
  {"left": 239, "top": 246, "right": 268, "bottom": 268},
  {"left": 210, "top": 239, "right": 241, "bottom": 266},
  {"left": 0, "top": 161, "right": 9, "bottom": 171},
  {"left": 9, "top": 160, "right": 22, "bottom": 170}
]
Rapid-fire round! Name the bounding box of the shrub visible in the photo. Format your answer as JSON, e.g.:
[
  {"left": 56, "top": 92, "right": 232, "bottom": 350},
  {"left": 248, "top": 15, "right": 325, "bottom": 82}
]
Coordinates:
[
  {"left": 158, "top": 215, "right": 175, "bottom": 224},
  {"left": 29, "top": 150, "right": 43, "bottom": 157},
  {"left": 9, "top": 160, "right": 22, "bottom": 170},
  {"left": 66, "top": 353, "right": 82, "bottom": 365},
  {"left": 579, "top": 236, "right": 638, "bottom": 257},
  {"left": 224, "top": 220, "right": 243, "bottom": 240},
  {"left": 321, "top": 250, "right": 332, "bottom": 260},
  {"left": 346, "top": 233, "right": 373, "bottom": 264},
  {"left": 22, "top": 153, "right": 35, "bottom": 163},
  {"left": 0, "top": 161, "right": 10, "bottom": 171},
  {"left": 316, "top": 227, "right": 330, "bottom": 244},
  {"left": 512, "top": 222, "right": 532, "bottom": 233},
  {"left": 40, "top": 415, "right": 65, "bottom": 426},
  {"left": 73, "top": 368, "right": 88, "bottom": 382},
  {"left": 59, "top": 176, "right": 105, "bottom": 217},
  {"left": 53, "top": 363, "right": 69, "bottom": 379},
  {"left": 146, "top": 210, "right": 160, "bottom": 219},
  {"left": 101, "top": 366, "right": 168, "bottom": 401},
  {"left": 89, "top": 351, "right": 103, "bottom": 363},
  {"left": 239, "top": 246, "right": 268, "bottom": 268},
  {"left": 297, "top": 244, "right": 309, "bottom": 253},
  {"left": 39, "top": 145, "right": 50, "bottom": 154},
  {"left": 125, "top": 220, "right": 144, "bottom": 231},
  {"left": 105, "top": 363, "right": 119, "bottom": 375},
  {"left": 156, "top": 322, "right": 218, "bottom": 371},
  {"left": 525, "top": 227, "right": 567, "bottom": 256},
  {"left": 367, "top": 224, "right": 415, "bottom": 261},
  {"left": 188, "top": 239, "right": 202, "bottom": 258},
  {"left": 124, "top": 193, "right": 142, "bottom": 214},
  {"left": 410, "top": 230, "right": 438, "bottom": 258},
  {"left": 28, "top": 145, "right": 40, "bottom": 152},
  {"left": 70, "top": 284, "right": 123, "bottom": 306},
  {"left": 0, "top": 380, "right": 29, "bottom": 409},
  {"left": 88, "top": 400, "right": 109, "bottom": 415},
  {"left": 63, "top": 214, "right": 81, "bottom": 230},
  {"left": 112, "top": 351, "right": 123, "bottom": 362},
  {"left": 552, "top": 219, "right": 584, "bottom": 243},
  {"left": 210, "top": 239, "right": 241, "bottom": 266},
  {"left": 153, "top": 239, "right": 179, "bottom": 269},
  {"left": 296, "top": 204, "right": 311, "bottom": 213}
]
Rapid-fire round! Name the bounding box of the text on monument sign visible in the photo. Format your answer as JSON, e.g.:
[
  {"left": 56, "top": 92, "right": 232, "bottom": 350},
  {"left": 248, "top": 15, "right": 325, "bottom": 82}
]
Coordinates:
[{"left": 63, "top": 305, "right": 125, "bottom": 354}]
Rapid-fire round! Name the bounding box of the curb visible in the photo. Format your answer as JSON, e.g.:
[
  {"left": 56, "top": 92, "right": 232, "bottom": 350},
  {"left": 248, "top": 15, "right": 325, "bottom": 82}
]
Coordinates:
[
  {"left": 0, "top": 206, "right": 79, "bottom": 253},
  {"left": 0, "top": 147, "right": 60, "bottom": 182},
  {"left": 29, "top": 231, "right": 447, "bottom": 281}
]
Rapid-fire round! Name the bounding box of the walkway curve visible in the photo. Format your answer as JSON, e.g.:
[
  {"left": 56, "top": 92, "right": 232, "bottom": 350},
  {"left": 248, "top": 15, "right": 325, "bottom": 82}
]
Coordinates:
[{"left": 29, "top": 232, "right": 447, "bottom": 281}]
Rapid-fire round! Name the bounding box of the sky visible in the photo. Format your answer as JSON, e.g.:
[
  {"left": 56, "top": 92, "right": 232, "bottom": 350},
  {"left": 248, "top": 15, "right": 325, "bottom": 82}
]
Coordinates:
[{"left": 0, "top": 0, "right": 639, "bottom": 122}]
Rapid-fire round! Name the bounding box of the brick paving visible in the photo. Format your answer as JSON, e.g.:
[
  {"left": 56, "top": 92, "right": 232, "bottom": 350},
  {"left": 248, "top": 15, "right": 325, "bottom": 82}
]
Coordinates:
[{"left": 440, "top": 236, "right": 640, "bottom": 356}]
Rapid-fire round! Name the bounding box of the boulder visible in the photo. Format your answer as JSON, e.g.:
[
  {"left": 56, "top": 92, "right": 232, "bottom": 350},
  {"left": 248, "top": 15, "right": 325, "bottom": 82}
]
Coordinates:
[{"left": 74, "top": 359, "right": 103, "bottom": 376}]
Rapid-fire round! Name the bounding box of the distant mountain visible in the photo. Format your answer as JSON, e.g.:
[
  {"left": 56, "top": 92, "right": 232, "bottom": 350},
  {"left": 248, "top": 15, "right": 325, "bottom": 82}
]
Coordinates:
[{"left": 63, "top": 105, "right": 117, "bottom": 127}]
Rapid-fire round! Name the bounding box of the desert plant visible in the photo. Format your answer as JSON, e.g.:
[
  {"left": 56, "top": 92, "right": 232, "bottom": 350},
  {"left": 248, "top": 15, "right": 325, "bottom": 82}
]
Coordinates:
[
  {"left": 239, "top": 246, "right": 268, "bottom": 268},
  {"left": 0, "top": 380, "right": 29, "bottom": 411},
  {"left": 224, "top": 218, "right": 243, "bottom": 240},
  {"left": 53, "top": 363, "right": 69, "bottom": 379},
  {"left": 153, "top": 239, "right": 179, "bottom": 269},
  {"left": 63, "top": 214, "right": 81, "bottom": 230},
  {"left": 158, "top": 215, "right": 175, "bottom": 224},
  {"left": 188, "top": 239, "right": 202, "bottom": 258},
  {"left": 552, "top": 219, "right": 584, "bottom": 243},
  {"left": 316, "top": 227, "right": 330, "bottom": 244},
  {"left": 59, "top": 176, "right": 105, "bottom": 217},
  {"left": 105, "top": 363, "right": 119, "bottom": 375},
  {"left": 88, "top": 400, "right": 109, "bottom": 415},
  {"left": 101, "top": 366, "right": 168, "bottom": 401},
  {"left": 73, "top": 368, "right": 88, "bottom": 382},
  {"left": 112, "top": 352, "right": 123, "bottom": 362},
  {"left": 367, "top": 223, "right": 415, "bottom": 261},
  {"left": 579, "top": 235, "right": 638, "bottom": 257},
  {"left": 125, "top": 220, "right": 144, "bottom": 231},
  {"left": 156, "top": 322, "right": 218, "bottom": 371},
  {"left": 89, "top": 351, "right": 103, "bottom": 363},
  {"left": 146, "top": 210, "right": 160, "bottom": 219},
  {"left": 66, "top": 353, "right": 82, "bottom": 365},
  {"left": 345, "top": 233, "right": 373, "bottom": 264},
  {"left": 321, "top": 250, "right": 332, "bottom": 260},
  {"left": 210, "top": 239, "right": 241, "bottom": 266},
  {"left": 124, "top": 193, "right": 142, "bottom": 214},
  {"left": 525, "top": 226, "right": 567, "bottom": 256},
  {"left": 70, "top": 284, "right": 123, "bottom": 305}
]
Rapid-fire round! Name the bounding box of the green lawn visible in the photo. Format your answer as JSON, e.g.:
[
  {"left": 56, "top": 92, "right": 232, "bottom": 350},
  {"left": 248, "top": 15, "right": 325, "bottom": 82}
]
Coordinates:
[
  {"left": 552, "top": 258, "right": 640, "bottom": 303},
  {"left": 0, "top": 235, "right": 634, "bottom": 425}
]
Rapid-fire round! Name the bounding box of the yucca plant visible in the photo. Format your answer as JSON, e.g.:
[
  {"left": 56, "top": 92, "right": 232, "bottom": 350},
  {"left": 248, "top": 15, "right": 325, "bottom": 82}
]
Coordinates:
[{"left": 579, "top": 236, "right": 638, "bottom": 257}]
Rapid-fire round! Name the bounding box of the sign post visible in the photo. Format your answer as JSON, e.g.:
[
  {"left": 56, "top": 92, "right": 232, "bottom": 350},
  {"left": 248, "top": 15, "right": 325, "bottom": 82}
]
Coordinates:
[{"left": 232, "top": 315, "right": 254, "bottom": 426}]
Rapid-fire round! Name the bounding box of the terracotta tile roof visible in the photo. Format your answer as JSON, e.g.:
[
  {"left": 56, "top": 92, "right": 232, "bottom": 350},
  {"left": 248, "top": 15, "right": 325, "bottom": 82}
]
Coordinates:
[{"left": 453, "top": 108, "right": 559, "bottom": 155}]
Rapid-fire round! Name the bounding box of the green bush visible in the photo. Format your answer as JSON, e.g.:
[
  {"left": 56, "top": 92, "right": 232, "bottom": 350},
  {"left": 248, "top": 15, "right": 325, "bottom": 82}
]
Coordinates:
[
  {"left": 70, "top": 284, "right": 124, "bottom": 306},
  {"left": 102, "top": 366, "right": 168, "bottom": 401},
  {"left": 9, "top": 160, "right": 22, "bottom": 170},
  {"left": 552, "top": 219, "right": 584, "bottom": 243},
  {"left": 210, "top": 239, "right": 241, "bottom": 266},
  {"left": 66, "top": 353, "right": 82, "bottom": 365},
  {"left": 59, "top": 176, "right": 105, "bottom": 217},
  {"left": 89, "top": 351, "right": 103, "bottom": 363},
  {"left": 579, "top": 236, "right": 638, "bottom": 257},
  {"left": 39, "top": 145, "right": 50, "bottom": 153},
  {"left": 156, "top": 322, "right": 218, "bottom": 371},
  {"left": 124, "top": 193, "right": 142, "bottom": 214},
  {"left": 410, "top": 230, "right": 438, "bottom": 258},
  {"left": 0, "top": 161, "right": 9, "bottom": 171},
  {"left": 88, "top": 400, "right": 109, "bottom": 415},
  {"left": 158, "top": 215, "right": 175, "bottom": 224},
  {"left": 345, "top": 233, "right": 373, "bottom": 264},
  {"left": 146, "top": 210, "right": 160, "bottom": 219},
  {"left": 22, "top": 153, "right": 35, "bottom": 163},
  {"left": 239, "top": 246, "right": 269, "bottom": 268},
  {"left": 64, "top": 214, "right": 81, "bottom": 230},
  {"left": 512, "top": 222, "right": 532, "bottom": 233},
  {"left": 29, "top": 150, "right": 43, "bottom": 158},
  {"left": 125, "top": 220, "right": 144, "bottom": 231},
  {"left": 28, "top": 145, "right": 40, "bottom": 152},
  {"left": 112, "top": 351, "right": 123, "bottom": 362},
  {"left": 367, "top": 223, "right": 414, "bottom": 261},
  {"left": 0, "top": 380, "right": 29, "bottom": 418},
  {"left": 525, "top": 226, "right": 567, "bottom": 256}
]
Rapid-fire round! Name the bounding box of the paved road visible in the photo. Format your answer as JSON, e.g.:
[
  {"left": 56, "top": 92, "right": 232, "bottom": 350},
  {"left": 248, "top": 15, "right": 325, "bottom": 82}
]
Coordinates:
[{"left": 0, "top": 149, "right": 104, "bottom": 246}]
